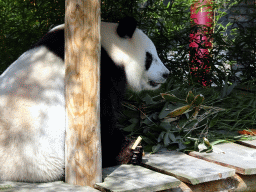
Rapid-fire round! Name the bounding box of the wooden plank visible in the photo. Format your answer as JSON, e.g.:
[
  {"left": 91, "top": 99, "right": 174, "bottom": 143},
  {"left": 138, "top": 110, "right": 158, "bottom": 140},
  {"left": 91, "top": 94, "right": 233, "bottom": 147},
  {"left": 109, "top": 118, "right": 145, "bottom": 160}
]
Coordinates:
[
  {"left": 142, "top": 150, "right": 235, "bottom": 185},
  {"left": 176, "top": 174, "right": 256, "bottom": 192},
  {"left": 190, "top": 142, "right": 256, "bottom": 175},
  {"left": 237, "top": 139, "right": 256, "bottom": 149},
  {"left": 0, "top": 181, "right": 99, "bottom": 191},
  {"left": 95, "top": 164, "right": 180, "bottom": 192}
]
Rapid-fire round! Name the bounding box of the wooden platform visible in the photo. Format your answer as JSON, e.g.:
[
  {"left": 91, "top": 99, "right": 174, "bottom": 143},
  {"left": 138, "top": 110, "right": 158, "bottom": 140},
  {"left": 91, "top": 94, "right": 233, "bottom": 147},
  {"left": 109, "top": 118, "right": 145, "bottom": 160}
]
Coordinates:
[
  {"left": 1, "top": 140, "right": 256, "bottom": 191},
  {"left": 190, "top": 142, "right": 256, "bottom": 175},
  {"left": 95, "top": 164, "right": 180, "bottom": 192},
  {"left": 95, "top": 140, "right": 256, "bottom": 192}
]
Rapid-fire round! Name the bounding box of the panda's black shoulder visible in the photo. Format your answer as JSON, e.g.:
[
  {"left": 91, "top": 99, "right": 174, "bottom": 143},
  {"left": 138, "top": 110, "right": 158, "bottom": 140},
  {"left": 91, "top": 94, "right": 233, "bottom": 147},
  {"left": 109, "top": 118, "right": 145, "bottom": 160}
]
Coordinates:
[
  {"left": 101, "top": 47, "right": 126, "bottom": 88},
  {"left": 30, "top": 28, "right": 65, "bottom": 60}
]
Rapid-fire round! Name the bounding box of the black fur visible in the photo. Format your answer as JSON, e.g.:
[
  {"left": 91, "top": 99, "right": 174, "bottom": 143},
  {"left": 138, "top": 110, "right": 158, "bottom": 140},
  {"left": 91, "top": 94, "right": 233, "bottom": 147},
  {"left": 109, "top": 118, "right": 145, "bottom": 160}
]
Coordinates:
[
  {"left": 116, "top": 17, "right": 137, "bottom": 38},
  {"left": 100, "top": 47, "right": 127, "bottom": 167},
  {"left": 31, "top": 29, "right": 64, "bottom": 60},
  {"left": 145, "top": 52, "right": 153, "bottom": 70}
]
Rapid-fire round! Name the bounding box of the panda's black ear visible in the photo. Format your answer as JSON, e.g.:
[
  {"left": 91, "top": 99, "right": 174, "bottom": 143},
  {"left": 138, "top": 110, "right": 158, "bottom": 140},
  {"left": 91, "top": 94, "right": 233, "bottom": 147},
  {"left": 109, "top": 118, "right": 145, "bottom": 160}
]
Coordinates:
[{"left": 116, "top": 17, "right": 137, "bottom": 38}]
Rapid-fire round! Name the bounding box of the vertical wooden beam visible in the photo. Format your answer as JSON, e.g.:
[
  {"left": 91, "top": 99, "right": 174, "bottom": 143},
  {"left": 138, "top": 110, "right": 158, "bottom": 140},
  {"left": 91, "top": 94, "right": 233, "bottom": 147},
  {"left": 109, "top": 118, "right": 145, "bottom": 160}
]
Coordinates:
[{"left": 65, "top": 0, "right": 101, "bottom": 187}]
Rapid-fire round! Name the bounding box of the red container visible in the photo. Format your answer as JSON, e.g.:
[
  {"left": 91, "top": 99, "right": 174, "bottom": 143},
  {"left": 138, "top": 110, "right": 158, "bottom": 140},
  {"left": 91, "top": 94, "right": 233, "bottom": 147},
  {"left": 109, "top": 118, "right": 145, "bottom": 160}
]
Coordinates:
[{"left": 190, "top": 0, "right": 213, "bottom": 86}]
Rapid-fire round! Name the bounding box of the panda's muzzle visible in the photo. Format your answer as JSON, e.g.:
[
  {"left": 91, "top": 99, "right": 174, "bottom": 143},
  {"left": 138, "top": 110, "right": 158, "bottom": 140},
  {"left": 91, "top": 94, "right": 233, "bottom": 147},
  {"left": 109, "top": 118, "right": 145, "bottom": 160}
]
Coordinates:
[
  {"left": 149, "top": 80, "right": 161, "bottom": 87},
  {"left": 149, "top": 72, "right": 169, "bottom": 87}
]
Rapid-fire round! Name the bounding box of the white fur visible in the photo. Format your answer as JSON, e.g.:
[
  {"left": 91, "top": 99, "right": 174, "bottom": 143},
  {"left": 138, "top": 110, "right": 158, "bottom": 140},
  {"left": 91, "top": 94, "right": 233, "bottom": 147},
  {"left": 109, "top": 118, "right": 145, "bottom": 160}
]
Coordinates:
[
  {"left": 0, "top": 22, "right": 169, "bottom": 182},
  {"left": 49, "top": 24, "right": 64, "bottom": 32},
  {"left": 0, "top": 47, "right": 65, "bottom": 182}
]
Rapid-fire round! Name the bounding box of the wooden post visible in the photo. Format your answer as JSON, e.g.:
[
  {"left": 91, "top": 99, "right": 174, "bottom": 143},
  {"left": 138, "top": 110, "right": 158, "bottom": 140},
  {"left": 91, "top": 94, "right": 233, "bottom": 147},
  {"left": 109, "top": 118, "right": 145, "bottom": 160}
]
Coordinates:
[{"left": 65, "top": 0, "right": 101, "bottom": 187}]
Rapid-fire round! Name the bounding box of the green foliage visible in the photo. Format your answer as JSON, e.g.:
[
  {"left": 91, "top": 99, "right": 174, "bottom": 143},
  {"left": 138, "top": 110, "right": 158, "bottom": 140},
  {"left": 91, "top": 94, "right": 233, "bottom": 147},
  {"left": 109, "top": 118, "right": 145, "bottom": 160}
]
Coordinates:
[
  {"left": 0, "top": 0, "right": 64, "bottom": 74},
  {"left": 120, "top": 86, "right": 225, "bottom": 153},
  {"left": 120, "top": 81, "right": 256, "bottom": 153}
]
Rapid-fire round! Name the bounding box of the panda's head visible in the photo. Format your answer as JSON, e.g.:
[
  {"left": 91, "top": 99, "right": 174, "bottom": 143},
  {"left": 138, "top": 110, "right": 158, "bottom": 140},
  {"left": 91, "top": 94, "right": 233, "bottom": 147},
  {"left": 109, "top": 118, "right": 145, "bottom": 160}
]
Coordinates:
[{"left": 101, "top": 17, "right": 170, "bottom": 92}]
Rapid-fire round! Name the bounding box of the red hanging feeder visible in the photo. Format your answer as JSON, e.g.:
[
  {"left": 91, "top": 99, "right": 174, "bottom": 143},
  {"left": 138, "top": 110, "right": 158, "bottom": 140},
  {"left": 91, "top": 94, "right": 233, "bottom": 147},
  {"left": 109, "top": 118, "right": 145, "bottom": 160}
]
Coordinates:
[{"left": 190, "top": 0, "right": 213, "bottom": 87}]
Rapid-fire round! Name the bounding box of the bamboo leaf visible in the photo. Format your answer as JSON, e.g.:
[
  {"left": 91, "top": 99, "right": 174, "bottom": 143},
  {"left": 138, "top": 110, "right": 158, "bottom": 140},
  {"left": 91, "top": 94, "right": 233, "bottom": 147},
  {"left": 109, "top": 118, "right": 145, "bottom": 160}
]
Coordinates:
[
  {"left": 152, "top": 144, "right": 162, "bottom": 153},
  {"left": 143, "top": 94, "right": 156, "bottom": 105},
  {"left": 193, "top": 94, "right": 205, "bottom": 106},
  {"left": 142, "top": 137, "right": 154, "bottom": 145},
  {"left": 169, "top": 132, "right": 176, "bottom": 142},
  {"left": 186, "top": 91, "right": 195, "bottom": 104},
  {"left": 161, "top": 93, "right": 187, "bottom": 104},
  {"left": 178, "top": 142, "right": 187, "bottom": 150},
  {"left": 157, "top": 131, "right": 165, "bottom": 142},
  {"left": 159, "top": 102, "right": 171, "bottom": 119},
  {"left": 160, "top": 122, "right": 172, "bottom": 131},
  {"left": 167, "top": 105, "right": 191, "bottom": 118},
  {"left": 123, "top": 123, "right": 137, "bottom": 132},
  {"left": 184, "top": 119, "right": 198, "bottom": 129},
  {"left": 164, "top": 132, "right": 171, "bottom": 146},
  {"left": 178, "top": 118, "right": 188, "bottom": 129}
]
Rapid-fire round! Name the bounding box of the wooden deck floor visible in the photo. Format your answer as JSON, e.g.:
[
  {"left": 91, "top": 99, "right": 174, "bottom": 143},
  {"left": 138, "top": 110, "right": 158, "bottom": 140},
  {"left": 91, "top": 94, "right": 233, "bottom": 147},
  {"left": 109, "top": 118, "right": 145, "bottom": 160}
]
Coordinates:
[
  {"left": 96, "top": 139, "right": 256, "bottom": 192},
  {"left": 1, "top": 140, "right": 256, "bottom": 191}
]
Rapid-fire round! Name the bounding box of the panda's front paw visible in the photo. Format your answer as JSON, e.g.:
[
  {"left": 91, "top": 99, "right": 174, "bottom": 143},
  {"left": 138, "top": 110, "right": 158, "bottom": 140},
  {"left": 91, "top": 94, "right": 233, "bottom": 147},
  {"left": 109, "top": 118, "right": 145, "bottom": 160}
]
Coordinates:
[
  {"left": 130, "top": 145, "right": 143, "bottom": 165},
  {"left": 118, "top": 136, "right": 143, "bottom": 165}
]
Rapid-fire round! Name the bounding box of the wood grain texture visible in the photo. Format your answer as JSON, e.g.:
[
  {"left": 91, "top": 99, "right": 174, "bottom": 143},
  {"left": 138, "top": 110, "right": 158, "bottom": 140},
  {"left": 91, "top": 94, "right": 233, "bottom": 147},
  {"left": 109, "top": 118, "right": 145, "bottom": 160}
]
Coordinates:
[{"left": 65, "top": 0, "right": 101, "bottom": 187}]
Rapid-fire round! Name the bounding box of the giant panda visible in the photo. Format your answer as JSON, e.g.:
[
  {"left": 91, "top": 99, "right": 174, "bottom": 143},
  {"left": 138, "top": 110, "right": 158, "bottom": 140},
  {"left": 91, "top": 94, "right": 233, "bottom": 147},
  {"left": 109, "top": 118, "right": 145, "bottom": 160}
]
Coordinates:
[{"left": 0, "top": 17, "right": 170, "bottom": 182}]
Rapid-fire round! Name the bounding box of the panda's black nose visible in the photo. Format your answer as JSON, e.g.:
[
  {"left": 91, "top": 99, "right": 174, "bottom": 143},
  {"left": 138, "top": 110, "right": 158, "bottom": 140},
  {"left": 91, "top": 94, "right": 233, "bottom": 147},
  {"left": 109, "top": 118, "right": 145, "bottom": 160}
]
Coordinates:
[{"left": 162, "top": 73, "right": 169, "bottom": 79}]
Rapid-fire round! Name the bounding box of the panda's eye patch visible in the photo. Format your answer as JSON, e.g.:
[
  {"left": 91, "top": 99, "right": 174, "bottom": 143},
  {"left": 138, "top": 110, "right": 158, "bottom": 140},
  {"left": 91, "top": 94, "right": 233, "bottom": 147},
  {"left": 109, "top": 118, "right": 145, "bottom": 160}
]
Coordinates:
[{"left": 145, "top": 52, "right": 153, "bottom": 70}]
